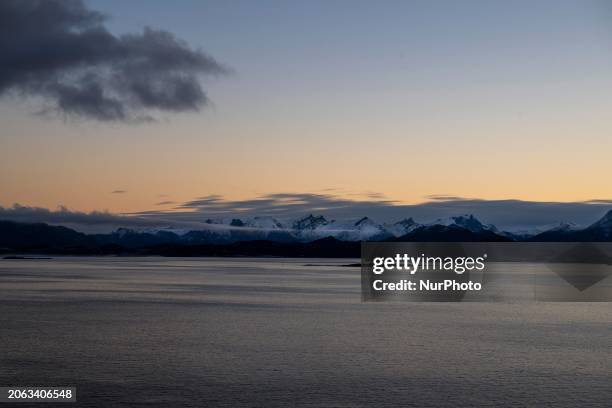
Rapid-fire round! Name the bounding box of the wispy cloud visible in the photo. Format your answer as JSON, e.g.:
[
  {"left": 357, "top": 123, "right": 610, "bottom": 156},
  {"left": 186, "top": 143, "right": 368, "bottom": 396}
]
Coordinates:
[
  {"left": 111, "top": 190, "right": 127, "bottom": 194},
  {"left": 424, "top": 194, "right": 472, "bottom": 201}
]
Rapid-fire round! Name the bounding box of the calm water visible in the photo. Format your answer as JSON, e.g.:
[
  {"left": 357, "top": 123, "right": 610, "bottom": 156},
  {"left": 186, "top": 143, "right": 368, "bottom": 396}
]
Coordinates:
[{"left": 0, "top": 257, "right": 611, "bottom": 407}]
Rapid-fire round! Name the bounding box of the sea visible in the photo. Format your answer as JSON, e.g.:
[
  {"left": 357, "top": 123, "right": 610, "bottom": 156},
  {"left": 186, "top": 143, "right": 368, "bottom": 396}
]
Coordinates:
[{"left": 0, "top": 257, "right": 611, "bottom": 407}]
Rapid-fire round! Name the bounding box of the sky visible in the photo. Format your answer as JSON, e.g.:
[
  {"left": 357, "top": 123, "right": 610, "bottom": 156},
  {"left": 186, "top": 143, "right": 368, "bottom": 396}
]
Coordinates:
[{"left": 1, "top": 0, "right": 612, "bottom": 229}]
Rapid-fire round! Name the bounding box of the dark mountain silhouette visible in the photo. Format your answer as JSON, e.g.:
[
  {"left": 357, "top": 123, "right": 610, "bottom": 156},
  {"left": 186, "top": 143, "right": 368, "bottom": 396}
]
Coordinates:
[
  {"left": 395, "top": 224, "right": 512, "bottom": 242},
  {"left": 528, "top": 228, "right": 577, "bottom": 242},
  {"left": 183, "top": 228, "right": 296, "bottom": 244},
  {"left": 0, "top": 220, "right": 95, "bottom": 252},
  {"left": 93, "top": 228, "right": 182, "bottom": 248},
  {"left": 529, "top": 210, "right": 612, "bottom": 242},
  {"left": 2, "top": 209, "right": 612, "bottom": 256},
  {"left": 151, "top": 237, "right": 359, "bottom": 257}
]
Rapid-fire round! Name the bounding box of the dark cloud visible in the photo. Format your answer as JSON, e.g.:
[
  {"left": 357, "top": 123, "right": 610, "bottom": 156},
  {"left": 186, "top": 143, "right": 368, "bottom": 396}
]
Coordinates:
[
  {"left": 0, "top": 204, "right": 157, "bottom": 232},
  {"left": 0, "top": 0, "right": 228, "bottom": 122},
  {"left": 0, "top": 203, "right": 207, "bottom": 233},
  {"left": 111, "top": 190, "right": 126, "bottom": 194},
  {"left": 171, "top": 193, "right": 397, "bottom": 216}
]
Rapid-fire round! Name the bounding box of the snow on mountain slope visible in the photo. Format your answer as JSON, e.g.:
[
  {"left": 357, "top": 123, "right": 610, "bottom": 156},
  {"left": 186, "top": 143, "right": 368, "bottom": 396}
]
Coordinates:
[
  {"left": 292, "top": 215, "right": 331, "bottom": 240},
  {"left": 385, "top": 218, "right": 420, "bottom": 237},
  {"left": 546, "top": 221, "right": 579, "bottom": 232},
  {"left": 577, "top": 209, "right": 612, "bottom": 239},
  {"left": 293, "top": 215, "right": 329, "bottom": 231},
  {"left": 353, "top": 217, "right": 391, "bottom": 240},
  {"left": 110, "top": 211, "right": 612, "bottom": 243},
  {"left": 244, "top": 216, "right": 285, "bottom": 230},
  {"left": 427, "top": 214, "right": 495, "bottom": 232},
  {"left": 310, "top": 217, "right": 391, "bottom": 241},
  {"left": 183, "top": 214, "right": 504, "bottom": 241},
  {"left": 587, "top": 210, "right": 612, "bottom": 231},
  {"left": 505, "top": 221, "right": 580, "bottom": 239}
]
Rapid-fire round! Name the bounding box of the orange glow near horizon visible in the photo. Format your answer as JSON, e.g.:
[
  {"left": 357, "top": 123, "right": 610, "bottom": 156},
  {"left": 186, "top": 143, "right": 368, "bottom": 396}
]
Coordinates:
[{"left": 2, "top": 0, "right": 612, "bottom": 214}]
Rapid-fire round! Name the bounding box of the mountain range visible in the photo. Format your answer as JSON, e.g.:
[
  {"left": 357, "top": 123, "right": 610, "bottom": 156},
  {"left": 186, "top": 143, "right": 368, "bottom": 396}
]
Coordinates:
[{"left": 1, "top": 210, "right": 612, "bottom": 256}]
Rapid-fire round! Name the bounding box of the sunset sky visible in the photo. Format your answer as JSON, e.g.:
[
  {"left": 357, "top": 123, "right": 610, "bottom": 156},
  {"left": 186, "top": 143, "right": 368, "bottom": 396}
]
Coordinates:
[{"left": 2, "top": 0, "right": 612, "bottom": 222}]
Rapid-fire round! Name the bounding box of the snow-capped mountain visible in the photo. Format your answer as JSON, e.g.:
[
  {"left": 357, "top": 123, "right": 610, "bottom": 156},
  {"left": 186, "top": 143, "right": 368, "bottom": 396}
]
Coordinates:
[
  {"left": 291, "top": 215, "right": 331, "bottom": 241},
  {"left": 99, "top": 210, "right": 612, "bottom": 244},
  {"left": 427, "top": 214, "right": 494, "bottom": 233},
  {"left": 515, "top": 221, "right": 579, "bottom": 237},
  {"left": 529, "top": 210, "right": 612, "bottom": 241},
  {"left": 302, "top": 217, "right": 391, "bottom": 241},
  {"left": 229, "top": 218, "right": 245, "bottom": 227},
  {"left": 352, "top": 217, "right": 392, "bottom": 240},
  {"left": 244, "top": 216, "right": 285, "bottom": 230},
  {"left": 10, "top": 207, "right": 612, "bottom": 256},
  {"left": 506, "top": 222, "right": 577, "bottom": 241},
  {"left": 114, "top": 213, "right": 509, "bottom": 243},
  {"left": 126, "top": 214, "right": 503, "bottom": 242},
  {"left": 385, "top": 218, "right": 420, "bottom": 237},
  {"left": 546, "top": 221, "right": 579, "bottom": 232},
  {"left": 587, "top": 210, "right": 612, "bottom": 232},
  {"left": 390, "top": 214, "right": 512, "bottom": 241},
  {"left": 578, "top": 209, "right": 612, "bottom": 240},
  {"left": 292, "top": 215, "right": 329, "bottom": 231}
]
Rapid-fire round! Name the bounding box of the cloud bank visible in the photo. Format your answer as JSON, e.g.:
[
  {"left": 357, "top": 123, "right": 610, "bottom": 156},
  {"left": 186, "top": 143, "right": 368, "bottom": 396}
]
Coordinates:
[
  {"left": 0, "top": 0, "right": 227, "bottom": 122},
  {"left": 135, "top": 193, "right": 612, "bottom": 232},
  {"left": 0, "top": 204, "right": 157, "bottom": 232},
  {"left": 2, "top": 194, "right": 612, "bottom": 233}
]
